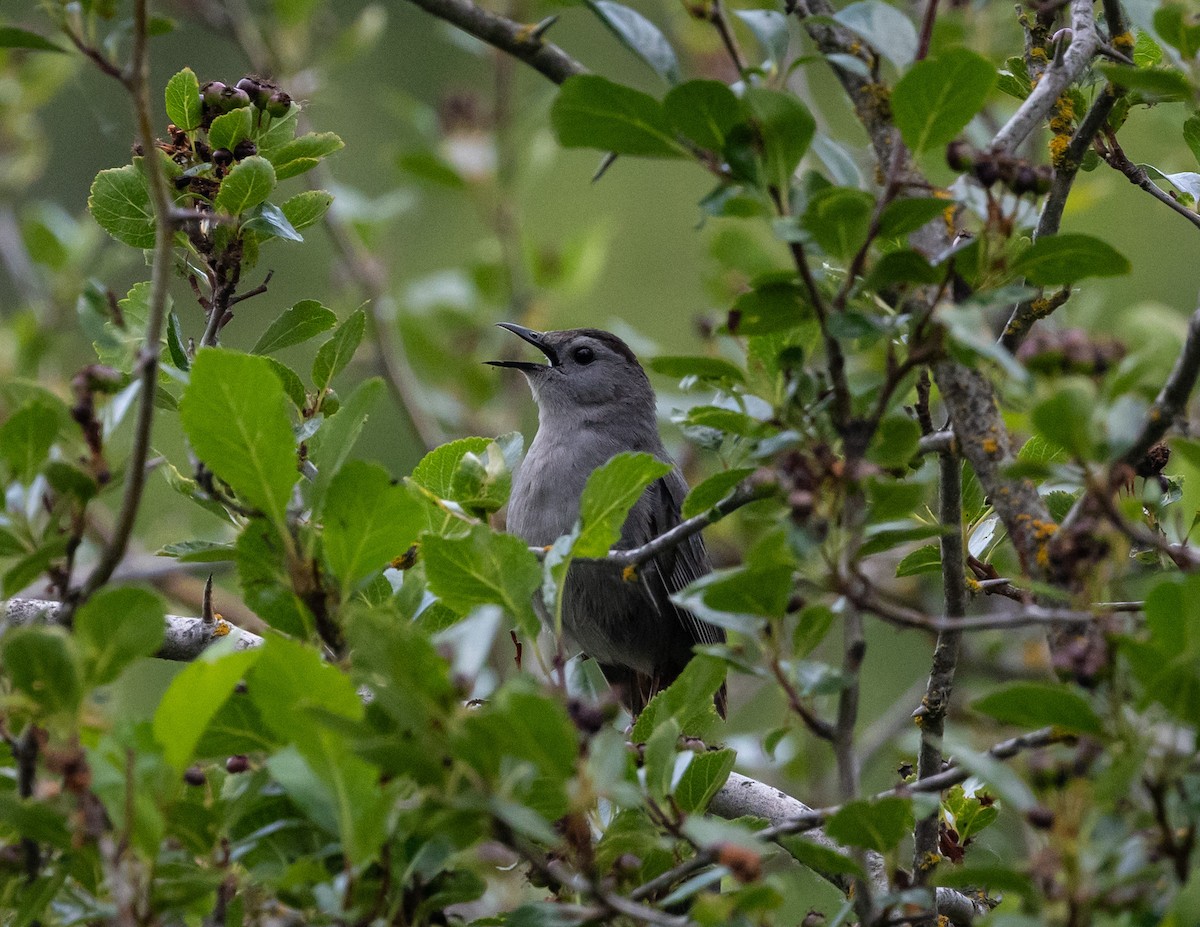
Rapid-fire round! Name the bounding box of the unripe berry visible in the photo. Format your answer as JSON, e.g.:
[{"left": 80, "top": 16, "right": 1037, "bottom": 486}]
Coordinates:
[
  {"left": 236, "top": 76, "right": 272, "bottom": 109},
  {"left": 233, "top": 139, "right": 258, "bottom": 161},
  {"left": 266, "top": 91, "right": 293, "bottom": 118}
]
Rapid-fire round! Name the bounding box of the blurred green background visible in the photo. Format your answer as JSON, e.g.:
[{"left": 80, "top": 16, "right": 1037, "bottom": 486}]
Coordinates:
[{"left": 2, "top": 0, "right": 1199, "bottom": 823}]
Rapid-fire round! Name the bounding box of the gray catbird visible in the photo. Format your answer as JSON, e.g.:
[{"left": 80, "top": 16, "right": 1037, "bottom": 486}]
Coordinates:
[{"left": 489, "top": 323, "right": 727, "bottom": 717}]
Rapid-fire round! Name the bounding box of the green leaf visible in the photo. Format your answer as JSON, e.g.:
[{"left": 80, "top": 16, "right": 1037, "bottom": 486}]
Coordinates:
[
  {"left": 280, "top": 189, "right": 333, "bottom": 231},
  {"left": 649, "top": 354, "right": 745, "bottom": 383},
  {"left": 551, "top": 74, "right": 687, "bottom": 158},
  {"left": 866, "top": 249, "right": 939, "bottom": 288},
  {"left": 88, "top": 163, "right": 155, "bottom": 248},
  {"left": 411, "top": 437, "right": 493, "bottom": 498},
  {"left": 793, "top": 603, "right": 836, "bottom": 656},
  {"left": 878, "top": 197, "right": 950, "bottom": 238},
  {"left": 1010, "top": 233, "right": 1131, "bottom": 285},
  {"left": 780, "top": 836, "right": 866, "bottom": 879},
  {"left": 267, "top": 131, "right": 345, "bottom": 180},
  {"left": 265, "top": 356, "right": 307, "bottom": 409},
  {"left": 75, "top": 587, "right": 165, "bottom": 686},
  {"left": 207, "top": 106, "right": 253, "bottom": 151},
  {"left": 242, "top": 201, "right": 303, "bottom": 242},
  {"left": 166, "top": 311, "right": 189, "bottom": 370},
  {"left": 575, "top": 452, "right": 672, "bottom": 557},
  {"left": 214, "top": 156, "right": 276, "bottom": 215},
  {"left": 1096, "top": 64, "right": 1194, "bottom": 103},
  {"left": 742, "top": 88, "right": 816, "bottom": 193},
  {"left": 730, "top": 280, "right": 810, "bottom": 335},
  {"left": 896, "top": 543, "right": 941, "bottom": 577},
  {"left": 663, "top": 80, "right": 740, "bottom": 150},
  {"left": 252, "top": 299, "right": 338, "bottom": 354},
  {"left": 585, "top": 0, "right": 679, "bottom": 84},
  {"left": 1031, "top": 383, "right": 1093, "bottom": 457},
  {"left": 630, "top": 654, "right": 726, "bottom": 740},
  {"left": 308, "top": 378, "right": 384, "bottom": 513},
  {"left": 892, "top": 47, "right": 996, "bottom": 153},
  {"left": 868, "top": 415, "right": 921, "bottom": 467},
  {"left": 164, "top": 67, "right": 202, "bottom": 132},
  {"left": 0, "top": 26, "right": 66, "bottom": 52},
  {"left": 735, "top": 9, "right": 790, "bottom": 68},
  {"left": 860, "top": 523, "right": 946, "bottom": 556},
  {"left": 0, "top": 627, "right": 82, "bottom": 715},
  {"left": 422, "top": 525, "right": 542, "bottom": 635},
  {"left": 825, "top": 797, "right": 914, "bottom": 852},
  {"left": 324, "top": 461, "right": 424, "bottom": 588},
  {"left": 972, "top": 682, "right": 1104, "bottom": 735},
  {"left": 179, "top": 350, "right": 299, "bottom": 526},
  {"left": 153, "top": 645, "right": 262, "bottom": 769},
  {"left": 682, "top": 468, "right": 755, "bottom": 519},
  {"left": 832, "top": 1, "right": 918, "bottom": 68},
  {"left": 1155, "top": 4, "right": 1200, "bottom": 60},
  {"left": 312, "top": 308, "right": 366, "bottom": 393},
  {"left": 0, "top": 401, "right": 57, "bottom": 482},
  {"left": 1184, "top": 113, "right": 1200, "bottom": 169},
  {"left": 236, "top": 519, "right": 314, "bottom": 636},
  {"left": 157, "top": 539, "right": 237, "bottom": 562},
  {"left": 804, "top": 186, "right": 875, "bottom": 260}
]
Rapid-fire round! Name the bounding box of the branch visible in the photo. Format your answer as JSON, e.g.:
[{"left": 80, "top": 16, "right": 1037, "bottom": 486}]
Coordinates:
[
  {"left": 1119, "top": 297, "right": 1200, "bottom": 468},
  {"left": 604, "top": 482, "right": 776, "bottom": 568},
  {"left": 65, "top": 0, "right": 177, "bottom": 620},
  {"left": 932, "top": 360, "right": 1055, "bottom": 578},
  {"left": 913, "top": 450, "right": 966, "bottom": 888},
  {"left": 990, "top": 0, "right": 1100, "bottom": 155},
  {"left": 648, "top": 730, "right": 1066, "bottom": 924},
  {"left": 403, "top": 0, "right": 586, "bottom": 85},
  {"left": 1102, "top": 141, "right": 1200, "bottom": 234},
  {"left": 2, "top": 598, "right": 263, "bottom": 659}
]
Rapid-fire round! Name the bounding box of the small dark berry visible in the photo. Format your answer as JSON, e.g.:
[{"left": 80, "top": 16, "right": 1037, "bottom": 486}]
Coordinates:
[
  {"left": 212, "top": 148, "right": 234, "bottom": 168},
  {"left": 266, "top": 91, "right": 293, "bottom": 118},
  {"left": 946, "top": 140, "right": 974, "bottom": 172},
  {"left": 233, "top": 139, "right": 258, "bottom": 161},
  {"left": 1033, "top": 165, "right": 1053, "bottom": 195},
  {"left": 972, "top": 159, "right": 1001, "bottom": 188},
  {"left": 225, "top": 754, "right": 249, "bottom": 774},
  {"left": 1011, "top": 164, "right": 1040, "bottom": 196},
  {"left": 201, "top": 80, "right": 227, "bottom": 111},
  {"left": 236, "top": 76, "right": 272, "bottom": 109},
  {"left": 184, "top": 765, "right": 206, "bottom": 786},
  {"left": 1026, "top": 805, "right": 1055, "bottom": 830},
  {"left": 218, "top": 86, "right": 251, "bottom": 112}
]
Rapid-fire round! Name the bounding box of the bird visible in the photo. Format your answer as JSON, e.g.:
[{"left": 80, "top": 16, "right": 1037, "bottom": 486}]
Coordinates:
[{"left": 489, "top": 322, "right": 726, "bottom": 717}]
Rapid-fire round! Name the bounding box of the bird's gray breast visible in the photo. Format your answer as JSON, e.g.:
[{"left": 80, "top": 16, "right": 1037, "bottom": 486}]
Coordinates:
[{"left": 506, "top": 427, "right": 690, "bottom": 673}]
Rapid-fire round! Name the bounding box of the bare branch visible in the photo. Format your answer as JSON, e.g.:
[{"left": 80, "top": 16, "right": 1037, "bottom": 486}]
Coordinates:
[
  {"left": 2, "top": 598, "right": 264, "bottom": 659},
  {"left": 1119, "top": 298, "right": 1200, "bottom": 468},
  {"left": 403, "top": 0, "right": 586, "bottom": 85},
  {"left": 64, "top": 0, "right": 179, "bottom": 620},
  {"left": 990, "top": 0, "right": 1100, "bottom": 154}
]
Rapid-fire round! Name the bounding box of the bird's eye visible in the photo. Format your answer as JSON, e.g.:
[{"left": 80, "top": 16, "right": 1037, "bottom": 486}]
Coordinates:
[{"left": 573, "top": 346, "right": 595, "bottom": 365}]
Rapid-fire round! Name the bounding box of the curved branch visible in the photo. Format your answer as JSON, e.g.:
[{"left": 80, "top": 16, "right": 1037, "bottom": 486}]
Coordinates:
[
  {"left": 403, "top": 0, "right": 586, "bottom": 85},
  {"left": 65, "top": 0, "right": 177, "bottom": 620},
  {"left": 990, "top": 0, "right": 1100, "bottom": 155},
  {"left": 1119, "top": 297, "right": 1200, "bottom": 468}
]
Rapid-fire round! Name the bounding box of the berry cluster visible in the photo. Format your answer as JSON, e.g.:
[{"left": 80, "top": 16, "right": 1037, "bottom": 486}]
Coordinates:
[{"left": 946, "top": 140, "right": 1053, "bottom": 196}]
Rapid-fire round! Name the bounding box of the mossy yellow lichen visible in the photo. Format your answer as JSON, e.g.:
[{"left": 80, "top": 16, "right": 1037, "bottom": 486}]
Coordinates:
[
  {"left": 1112, "top": 31, "right": 1134, "bottom": 50},
  {"left": 213, "top": 620, "right": 231, "bottom": 638},
  {"left": 622, "top": 564, "right": 638, "bottom": 582},
  {"left": 1049, "top": 133, "right": 1071, "bottom": 167},
  {"left": 982, "top": 437, "right": 1000, "bottom": 456}
]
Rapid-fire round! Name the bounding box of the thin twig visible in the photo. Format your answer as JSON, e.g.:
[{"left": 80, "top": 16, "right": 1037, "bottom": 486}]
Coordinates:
[
  {"left": 709, "top": 0, "right": 749, "bottom": 75},
  {"left": 1119, "top": 298, "right": 1200, "bottom": 467},
  {"left": 403, "top": 0, "right": 587, "bottom": 84},
  {"left": 601, "top": 482, "right": 775, "bottom": 568},
  {"left": 64, "top": 0, "right": 177, "bottom": 621},
  {"left": 1101, "top": 137, "right": 1200, "bottom": 234},
  {"left": 912, "top": 449, "right": 966, "bottom": 890}
]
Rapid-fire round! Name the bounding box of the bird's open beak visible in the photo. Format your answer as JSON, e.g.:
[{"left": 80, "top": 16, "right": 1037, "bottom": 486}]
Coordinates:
[{"left": 486, "top": 322, "right": 560, "bottom": 370}]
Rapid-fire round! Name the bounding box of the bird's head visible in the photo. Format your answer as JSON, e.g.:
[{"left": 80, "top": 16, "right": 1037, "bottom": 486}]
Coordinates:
[{"left": 488, "top": 323, "right": 655, "bottom": 423}]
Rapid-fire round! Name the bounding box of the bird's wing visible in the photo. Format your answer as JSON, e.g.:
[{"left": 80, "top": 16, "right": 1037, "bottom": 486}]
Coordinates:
[{"left": 640, "top": 472, "right": 724, "bottom": 648}]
